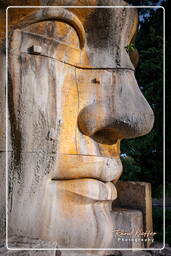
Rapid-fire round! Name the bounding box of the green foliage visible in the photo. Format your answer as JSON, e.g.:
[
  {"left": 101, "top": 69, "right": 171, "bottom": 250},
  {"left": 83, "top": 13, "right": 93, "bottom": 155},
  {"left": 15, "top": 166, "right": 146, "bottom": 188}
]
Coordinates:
[{"left": 125, "top": 43, "right": 136, "bottom": 53}]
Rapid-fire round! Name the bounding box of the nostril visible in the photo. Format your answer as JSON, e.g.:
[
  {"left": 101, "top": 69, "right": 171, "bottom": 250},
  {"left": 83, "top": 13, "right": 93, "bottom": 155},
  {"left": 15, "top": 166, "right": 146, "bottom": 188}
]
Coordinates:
[
  {"left": 91, "top": 128, "right": 120, "bottom": 145},
  {"left": 78, "top": 101, "right": 154, "bottom": 144}
]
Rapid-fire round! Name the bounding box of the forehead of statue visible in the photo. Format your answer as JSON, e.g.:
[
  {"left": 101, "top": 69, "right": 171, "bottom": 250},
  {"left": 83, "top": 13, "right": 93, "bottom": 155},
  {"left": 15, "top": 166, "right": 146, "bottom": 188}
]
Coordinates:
[
  {"left": 76, "top": 7, "right": 138, "bottom": 69},
  {"left": 8, "top": 0, "right": 138, "bottom": 69}
]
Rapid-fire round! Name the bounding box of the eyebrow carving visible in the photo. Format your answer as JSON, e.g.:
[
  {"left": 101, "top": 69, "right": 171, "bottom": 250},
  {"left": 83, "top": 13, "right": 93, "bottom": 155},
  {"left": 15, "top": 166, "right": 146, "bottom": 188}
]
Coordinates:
[{"left": 10, "top": 8, "right": 85, "bottom": 49}]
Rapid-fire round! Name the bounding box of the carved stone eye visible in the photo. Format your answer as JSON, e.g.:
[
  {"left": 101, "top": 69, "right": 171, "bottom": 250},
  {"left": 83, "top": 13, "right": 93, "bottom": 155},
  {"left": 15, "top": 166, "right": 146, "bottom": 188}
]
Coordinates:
[{"left": 24, "top": 21, "right": 80, "bottom": 48}]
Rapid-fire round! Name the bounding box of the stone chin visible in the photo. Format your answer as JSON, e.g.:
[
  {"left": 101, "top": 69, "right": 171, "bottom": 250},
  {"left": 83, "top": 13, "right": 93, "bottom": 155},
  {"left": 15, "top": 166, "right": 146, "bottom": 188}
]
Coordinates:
[
  {"left": 37, "top": 154, "right": 122, "bottom": 248},
  {"left": 39, "top": 179, "right": 116, "bottom": 249}
]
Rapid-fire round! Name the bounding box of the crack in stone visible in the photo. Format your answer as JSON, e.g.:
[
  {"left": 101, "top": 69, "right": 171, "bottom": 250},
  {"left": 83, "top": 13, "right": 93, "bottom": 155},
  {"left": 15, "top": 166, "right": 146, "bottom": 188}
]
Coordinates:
[
  {"left": 9, "top": 50, "right": 135, "bottom": 72},
  {"left": 74, "top": 67, "right": 80, "bottom": 154}
]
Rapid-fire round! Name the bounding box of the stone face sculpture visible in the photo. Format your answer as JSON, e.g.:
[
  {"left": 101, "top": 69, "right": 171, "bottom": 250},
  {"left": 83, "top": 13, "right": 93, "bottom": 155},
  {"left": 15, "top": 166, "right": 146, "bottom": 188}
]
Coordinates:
[{"left": 4, "top": 0, "right": 154, "bottom": 253}]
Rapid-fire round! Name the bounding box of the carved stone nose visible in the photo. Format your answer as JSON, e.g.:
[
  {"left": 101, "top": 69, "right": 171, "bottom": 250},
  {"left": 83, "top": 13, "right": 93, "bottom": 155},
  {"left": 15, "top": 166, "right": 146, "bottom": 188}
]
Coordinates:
[{"left": 78, "top": 74, "right": 154, "bottom": 145}]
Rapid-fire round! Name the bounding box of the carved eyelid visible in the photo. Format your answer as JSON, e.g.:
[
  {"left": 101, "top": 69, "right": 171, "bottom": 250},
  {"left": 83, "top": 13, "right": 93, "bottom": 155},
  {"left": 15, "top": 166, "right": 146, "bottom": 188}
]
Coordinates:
[{"left": 15, "top": 8, "right": 85, "bottom": 49}]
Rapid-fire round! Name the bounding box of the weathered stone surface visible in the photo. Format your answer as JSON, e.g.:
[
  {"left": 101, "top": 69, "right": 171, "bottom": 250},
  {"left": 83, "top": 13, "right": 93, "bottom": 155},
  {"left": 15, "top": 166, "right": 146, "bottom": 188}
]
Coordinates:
[
  {"left": 0, "top": 47, "right": 12, "bottom": 152},
  {"left": 0, "top": 152, "right": 6, "bottom": 237},
  {"left": 118, "top": 251, "right": 151, "bottom": 256},
  {"left": 60, "top": 251, "right": 109, "bottom": 256},
  {"left": 6, "top": 2, "right": 139, "bottom": 69},
  {"left": 111, "top": 208, "right": 144, "bottom": 249},
  {"left": 0, "top": 50, "right": 6, "bottom": 151},
  {"left": 8, "top": 151, "right": 115, "bottom": 250},
  {"left": 113, "top": 181, "right": 153, "bottom": 246},
  {"left": 0, "top": 236, "right": 60, "bottom": 256},
  {"left": 77, "top": 68, "right": 154, "bottom": 142},
  {"left": 0, "top": 0, "right": 155, "bottom": 253}
]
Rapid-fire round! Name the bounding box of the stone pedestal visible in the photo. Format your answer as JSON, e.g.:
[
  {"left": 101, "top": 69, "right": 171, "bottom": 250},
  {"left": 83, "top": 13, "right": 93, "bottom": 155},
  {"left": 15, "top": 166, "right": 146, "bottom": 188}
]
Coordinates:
[
  {"left": 113, "top": 181, "right": 153, "bottom": 248},
  {"left": 111, "top": 208, "right": 144, "bottom": 249}
]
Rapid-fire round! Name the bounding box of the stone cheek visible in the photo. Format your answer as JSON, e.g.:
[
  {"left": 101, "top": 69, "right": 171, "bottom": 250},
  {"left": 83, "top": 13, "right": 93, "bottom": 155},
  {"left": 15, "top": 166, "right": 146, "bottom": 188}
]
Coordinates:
[
  {"left": 7, "top": 50, "right": 119, "bottom": 248},
  {"left": 7, "top": 26, "right": 119, "bottom": 249}
]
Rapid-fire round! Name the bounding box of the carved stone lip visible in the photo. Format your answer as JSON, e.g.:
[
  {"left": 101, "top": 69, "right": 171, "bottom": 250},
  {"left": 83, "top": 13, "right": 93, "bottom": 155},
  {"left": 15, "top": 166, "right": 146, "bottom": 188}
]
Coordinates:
[
  {"left": 52, "top": 154, "right": 123, "bottom": 183},
  {"left": 50, "top": 178, "right": 117, "bottom": 201}
]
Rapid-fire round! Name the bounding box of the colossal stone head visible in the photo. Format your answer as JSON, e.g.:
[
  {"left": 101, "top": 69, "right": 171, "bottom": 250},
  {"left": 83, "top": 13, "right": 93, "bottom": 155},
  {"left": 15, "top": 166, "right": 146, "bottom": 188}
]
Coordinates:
[{"left": 7, "top": 0, "right": 154, "bottom": 252}]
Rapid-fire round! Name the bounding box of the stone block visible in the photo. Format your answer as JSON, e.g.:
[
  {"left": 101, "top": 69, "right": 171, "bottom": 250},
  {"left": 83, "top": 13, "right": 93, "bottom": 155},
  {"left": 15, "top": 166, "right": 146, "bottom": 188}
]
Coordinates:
[
  {"left": 113, "top": 181, "right": 153, "bottom": 247},
  {"left": 111, "top": 208, "right": 144, "bottom": 249}
]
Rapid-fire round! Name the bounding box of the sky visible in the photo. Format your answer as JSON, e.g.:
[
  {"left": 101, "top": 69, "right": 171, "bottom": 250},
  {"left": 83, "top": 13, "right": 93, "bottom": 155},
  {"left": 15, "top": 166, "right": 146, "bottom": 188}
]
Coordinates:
[{"left": 139, "top": 0, "right": 165, "bottom": 22}]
